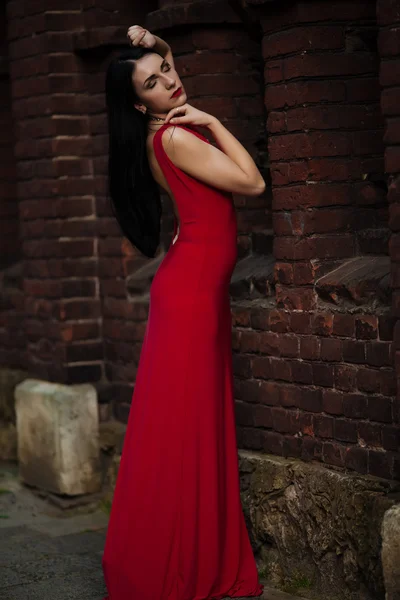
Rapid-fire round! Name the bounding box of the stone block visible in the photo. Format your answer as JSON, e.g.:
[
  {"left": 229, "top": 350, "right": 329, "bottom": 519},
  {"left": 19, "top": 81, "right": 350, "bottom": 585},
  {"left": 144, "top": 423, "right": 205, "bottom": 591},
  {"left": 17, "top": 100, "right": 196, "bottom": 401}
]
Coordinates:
[
  {"left": 382, "top": 503, "right": 400, "bottom": 600},
  {"left": 15, "top": 379, "right": 101, "bottom": 496},
  {"left": 238, "top": 451, "right": 400, "bottom": 600}
]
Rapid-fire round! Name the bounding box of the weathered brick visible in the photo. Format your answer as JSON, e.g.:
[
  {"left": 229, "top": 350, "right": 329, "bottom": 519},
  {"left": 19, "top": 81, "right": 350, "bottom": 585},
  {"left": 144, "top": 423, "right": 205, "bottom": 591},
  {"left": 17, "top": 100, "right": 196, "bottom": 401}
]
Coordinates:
[
  {"left": 259, "top": 331, "right": 280, "bottom": 356},
  {"left": 322, "top": 441, "right": 346, "bottom": 467},
  {"left": 270, "top": 357, "right": 293, "bottom": 382},
  {"left": 268, "top": 309, "right": 290, "bottom": 333},
  {"left": 291, "top": 360, "right": 313, "bottom": 385},
  {"left": 357, "top": 367, "right": 381, "bottom": 393},
  {"left": 301, "top": 437, "right": 323, "bottom": 462},
  {"left": 358, "top": 421, "right": 382, "bottom": 447},
  {"left": 280, "top": 334, "right": 300, "bottom": 358},
  {"left": 369, "top": 450, "right": 392, "bottom": 479},
  {"left": 259, "top": 381, "right": 281, "bottom": 406},
  {"left": 382, "top": 425, "right": 400, "bottom": 451},
  {"left": 311, "top": 313, "right": 333, "bottom": 336},
  {"left": 343, "top": 340, "right": 366, "bottom": 364},
  {"left": 315, "top": 414, "right": 334, "bottom": 438},
  {"left": 320, "top": 338, "right": 343, "bottom": 362},
  {"left": 334, "top": 364, "right": 357, "bottom": 391},
  {"left": 322, "top": 389, "right": 344, "bottom": 415},
  {"left": 312, "top": 362, "right": 334, "bottom": 387},
  {"left": 279, "top": 384, "right": 301, "bottom": 408},
  {"left": 290, "top": 312, "right": 311, "bottom": 334},
  {"left": 335, "top": 419, "right": 358, "bottom": 443},
  {"left": 344, "top": 446, "right": 368, "bottom": 474},
  {"left": 300, "top": 335, "right": 321, "bottom": 360},
  {"left": 284, "top": 53, "right": 378, "bottom": 80},
  {"left": 276, "top": 286, "right": 317, "bottom": 311},
  {"left": 368, "top": 395, "right": 393, "bottom": 423},
  {"left": 378, "top": 28, "right": 400, "bottom": 57},
  {"left": 269, "top": 132, "right": 352, "bottom": 161},
  {"left": 343, "top": 393, "right": 368, "bottom": 419},
  {"left": 366, "top": 341, "right": 393, "bottom": 367},
  {"left": 252, "top": 356, "right": 272, "bottom": 380},
  {"left": 283, "top": 436, "right": 303, "bottom": 459},
  {"left": 263, "top": 26, "right": 344, "bottom": 58},
  {"left": 333, "top": 314, "right": 356, "bottom": 337},
  {"left": 239, "top": 330, "right": 260, "bottom": 354},
  {"left": 381, "top": 87, "right": 400, "bottom": 117},
  {"left": 380, "top": 369, "right": 397, "bottom": 396},
  {"left": 274, "top": 262, "right": 294, "bottom": 285},
  {"left": 260, "top": 430, "right": 284, "bottom": 455}
]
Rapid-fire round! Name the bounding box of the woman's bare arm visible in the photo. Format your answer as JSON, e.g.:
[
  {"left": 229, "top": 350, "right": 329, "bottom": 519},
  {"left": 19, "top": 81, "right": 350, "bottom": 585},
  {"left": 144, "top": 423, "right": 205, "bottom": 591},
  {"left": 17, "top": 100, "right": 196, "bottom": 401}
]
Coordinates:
[
  {"left": 161, "top": 123, "right": 266, "bottom": 197},
  {"left": 206, "top": 117, "right": 265, "bottom": 194},
  {"left": 152, "top": 35, "right": 175, "bottom": 69}
]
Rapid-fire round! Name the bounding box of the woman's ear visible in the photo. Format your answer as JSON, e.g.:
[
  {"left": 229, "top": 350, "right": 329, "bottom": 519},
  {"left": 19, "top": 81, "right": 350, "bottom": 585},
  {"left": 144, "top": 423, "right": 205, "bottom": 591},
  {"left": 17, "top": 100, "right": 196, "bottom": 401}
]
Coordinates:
[{"left": 134, "top": 103, "right": 147, "bottom": 114}]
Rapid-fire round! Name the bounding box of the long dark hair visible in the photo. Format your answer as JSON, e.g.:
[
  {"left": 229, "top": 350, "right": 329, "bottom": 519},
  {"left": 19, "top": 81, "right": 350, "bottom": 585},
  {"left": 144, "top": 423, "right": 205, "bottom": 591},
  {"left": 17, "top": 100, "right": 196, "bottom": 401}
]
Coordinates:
[{"left": 105, "top": 47, "right": 162, "bottom": 258}]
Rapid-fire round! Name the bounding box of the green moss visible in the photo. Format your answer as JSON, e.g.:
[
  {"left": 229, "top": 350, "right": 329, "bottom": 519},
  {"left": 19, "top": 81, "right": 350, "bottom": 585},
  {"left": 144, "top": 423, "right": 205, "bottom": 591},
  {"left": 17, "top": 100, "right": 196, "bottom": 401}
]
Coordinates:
[
  {"left": 99, "top": 497, "right": 112, "bottom": 516},
  {"left": 257, "top": 565, "right": 268, "bottom": 580},
  {"left": 281, "top": 570, "right": 313, "bottom": 595}
]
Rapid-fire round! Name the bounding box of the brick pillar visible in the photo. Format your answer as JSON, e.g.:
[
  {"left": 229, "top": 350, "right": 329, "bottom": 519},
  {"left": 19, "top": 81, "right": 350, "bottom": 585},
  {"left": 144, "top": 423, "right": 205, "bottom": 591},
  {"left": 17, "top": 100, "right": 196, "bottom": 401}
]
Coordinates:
[
  {"left": 229, "top": 0, "right": 398, "bottom": 480},
  {"left": 258, "top": 0, "right": 385, "bottom": 310},
  {"left": 378, "top": 0, "right": 400, "bottom": 480},
  {"left": 6, "top": 1, "right": 103, "bottom": 383},
  {"left": 0, "top": 3, "right": 24, "bottom": 369}
]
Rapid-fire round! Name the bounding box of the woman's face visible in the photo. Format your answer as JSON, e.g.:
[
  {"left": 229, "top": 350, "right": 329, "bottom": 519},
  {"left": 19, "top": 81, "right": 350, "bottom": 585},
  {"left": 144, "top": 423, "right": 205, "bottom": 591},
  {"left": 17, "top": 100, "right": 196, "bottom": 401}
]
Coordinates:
[{"left": 132, "top": 53, "right": 187, "bottom": 115}]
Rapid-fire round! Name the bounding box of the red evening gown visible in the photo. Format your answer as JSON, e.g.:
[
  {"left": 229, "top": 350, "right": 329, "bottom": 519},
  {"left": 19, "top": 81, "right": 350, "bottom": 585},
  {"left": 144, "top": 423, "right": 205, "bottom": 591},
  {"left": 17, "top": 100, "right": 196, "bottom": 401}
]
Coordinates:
[{"left": 102, "top": 122, "right": 264, "bottom": 600}]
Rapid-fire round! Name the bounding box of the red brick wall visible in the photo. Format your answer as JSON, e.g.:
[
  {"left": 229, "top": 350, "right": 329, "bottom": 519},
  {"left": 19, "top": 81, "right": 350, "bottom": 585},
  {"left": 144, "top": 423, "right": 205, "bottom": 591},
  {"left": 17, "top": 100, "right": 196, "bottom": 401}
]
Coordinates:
[
  {"left": 0, "top": 3, "right": 24, "bottom": 369},
  {"left": 378, "top": 0, "right": 400, "bottom": 478},
  {"left": 232, "top": 0, "right": 399, "bottom": 481},
  {"left": 1, "top": 0, "right": 399, "bottom": 479}
]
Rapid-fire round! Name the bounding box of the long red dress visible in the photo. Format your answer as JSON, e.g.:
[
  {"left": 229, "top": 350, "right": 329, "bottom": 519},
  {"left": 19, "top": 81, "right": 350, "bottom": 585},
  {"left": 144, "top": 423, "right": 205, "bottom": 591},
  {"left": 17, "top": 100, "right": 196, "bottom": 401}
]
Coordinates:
[{"left": 102, "top": 122, "right": 264, "bottom": 600}]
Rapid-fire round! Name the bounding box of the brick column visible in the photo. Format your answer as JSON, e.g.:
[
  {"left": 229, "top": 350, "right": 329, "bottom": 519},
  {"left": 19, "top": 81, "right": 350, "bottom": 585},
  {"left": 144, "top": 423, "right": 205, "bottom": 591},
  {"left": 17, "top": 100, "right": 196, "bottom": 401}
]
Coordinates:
[
  {"left": 0, "top": 3, "right": 24, "bottom": 369},
  {"left": 378, "top": 0, "right": 400, "bottom": 480},
  {"left": 231, "top": 0, "right": 398, "bottom": 480},
  {"left": 260, "top": 0, "right": 385, "bottom": 310},
  {"left": 6, "top": 1, "right": 103, "bottom": 383}
]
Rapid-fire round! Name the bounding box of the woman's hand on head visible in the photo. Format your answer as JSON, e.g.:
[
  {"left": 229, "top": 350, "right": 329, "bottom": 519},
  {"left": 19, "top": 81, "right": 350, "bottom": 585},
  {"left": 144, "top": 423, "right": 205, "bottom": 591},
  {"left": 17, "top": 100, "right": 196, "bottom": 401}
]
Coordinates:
[
  {"left": 165, "top": 103, "right": 216, "bottom": 129},
  {"left": 127, "top": 25, "right": 156, "bottom": 49}
]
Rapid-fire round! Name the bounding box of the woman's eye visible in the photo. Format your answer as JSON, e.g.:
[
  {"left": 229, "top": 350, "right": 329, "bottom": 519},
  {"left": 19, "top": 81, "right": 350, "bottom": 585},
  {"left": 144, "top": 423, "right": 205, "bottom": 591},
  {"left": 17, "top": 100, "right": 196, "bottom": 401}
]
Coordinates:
[{"left": 149, "top": 82, "right": 156, "bottom": 89}]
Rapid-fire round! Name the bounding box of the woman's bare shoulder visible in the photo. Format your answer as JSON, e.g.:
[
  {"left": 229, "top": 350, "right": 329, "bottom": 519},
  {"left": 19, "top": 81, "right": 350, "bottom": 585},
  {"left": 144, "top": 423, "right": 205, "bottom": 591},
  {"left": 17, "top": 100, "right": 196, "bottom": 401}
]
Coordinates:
[{"left": 160, "top": 124, "right": 208, "bottom": 155}]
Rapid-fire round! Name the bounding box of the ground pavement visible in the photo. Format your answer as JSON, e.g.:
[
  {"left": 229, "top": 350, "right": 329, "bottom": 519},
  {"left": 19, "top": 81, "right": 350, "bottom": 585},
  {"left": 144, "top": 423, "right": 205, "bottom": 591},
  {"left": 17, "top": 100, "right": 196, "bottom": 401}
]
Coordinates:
[{"left": 0, "top": 462, "right": 304, "bottom": 600}]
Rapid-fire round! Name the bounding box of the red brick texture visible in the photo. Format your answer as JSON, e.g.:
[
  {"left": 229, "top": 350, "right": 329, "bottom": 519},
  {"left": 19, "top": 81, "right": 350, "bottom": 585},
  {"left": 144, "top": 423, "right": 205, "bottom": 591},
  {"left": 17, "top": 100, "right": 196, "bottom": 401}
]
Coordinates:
[
  {"left": 233, "top": 0, "right": 398, "bottom": 481},
  {"left": 0, "top": 0, "right": 398, "bottom": 480},
  {"left": 377, "top": 0, "right": 400, "bottom": 480},
  {"left": 0, "top": 4, "right": 24, "bottom": 369}
]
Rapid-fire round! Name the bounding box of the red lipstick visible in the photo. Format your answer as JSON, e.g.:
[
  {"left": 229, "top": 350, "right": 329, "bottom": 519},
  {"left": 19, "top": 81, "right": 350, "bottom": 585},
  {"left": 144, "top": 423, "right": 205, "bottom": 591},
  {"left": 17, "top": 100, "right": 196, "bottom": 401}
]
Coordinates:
[{"left": 171, "top": 87, "right": 182, "bottom": 98}]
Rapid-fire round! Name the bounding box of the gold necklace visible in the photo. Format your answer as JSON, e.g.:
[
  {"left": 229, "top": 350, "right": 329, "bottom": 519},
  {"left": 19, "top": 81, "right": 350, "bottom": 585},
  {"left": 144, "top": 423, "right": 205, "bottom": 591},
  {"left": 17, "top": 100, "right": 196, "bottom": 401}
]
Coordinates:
[{"left": 147, "top": 114, "right": 165, "bottom": 122}]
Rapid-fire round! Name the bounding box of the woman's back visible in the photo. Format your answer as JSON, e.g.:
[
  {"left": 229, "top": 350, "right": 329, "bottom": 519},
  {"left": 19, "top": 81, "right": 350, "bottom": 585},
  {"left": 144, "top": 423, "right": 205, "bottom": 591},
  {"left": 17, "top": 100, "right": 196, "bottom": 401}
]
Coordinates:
[{"left": 151, "top": 122, "right": 237, "bottom": 246}]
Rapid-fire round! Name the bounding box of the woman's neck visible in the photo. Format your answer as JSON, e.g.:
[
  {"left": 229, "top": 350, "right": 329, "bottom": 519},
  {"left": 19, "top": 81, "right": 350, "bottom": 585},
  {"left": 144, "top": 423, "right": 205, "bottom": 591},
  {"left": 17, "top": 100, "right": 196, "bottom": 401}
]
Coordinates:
[{"left": 147, "top": 112, "right": 168, "bottom": 133}]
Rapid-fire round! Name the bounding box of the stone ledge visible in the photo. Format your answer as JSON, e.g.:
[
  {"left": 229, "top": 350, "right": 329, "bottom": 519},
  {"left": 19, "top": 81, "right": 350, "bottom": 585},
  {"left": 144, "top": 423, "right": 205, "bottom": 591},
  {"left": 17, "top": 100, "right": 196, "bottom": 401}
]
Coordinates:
[
  {"left": 238, "top": 450, "right": 400, "bottom": 600},
  {"left": 146, "top": 0, "right": 241, "bottom": 32},
  {"left": 230, "top": 252, "right": 275, "bottom": 299},
  {"left": 316, "top": 255, "right": 390, "bottom": 308},
  {"left": 73, "top": 26, "right": 129, "bottom": 52}
]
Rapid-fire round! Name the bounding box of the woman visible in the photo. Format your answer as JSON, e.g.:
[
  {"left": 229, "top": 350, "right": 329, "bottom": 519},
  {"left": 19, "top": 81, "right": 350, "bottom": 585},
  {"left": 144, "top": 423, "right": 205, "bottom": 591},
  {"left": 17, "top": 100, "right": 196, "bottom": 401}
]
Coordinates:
[{"left": 102, "top": 25, "right": 266, "bottom": 600}]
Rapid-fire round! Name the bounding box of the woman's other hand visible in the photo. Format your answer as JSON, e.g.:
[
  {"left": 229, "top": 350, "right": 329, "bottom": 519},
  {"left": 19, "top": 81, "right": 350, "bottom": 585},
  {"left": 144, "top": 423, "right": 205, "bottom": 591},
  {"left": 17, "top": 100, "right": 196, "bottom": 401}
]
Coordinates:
[
  {"left": 127, "top": 26, "right": 156, "bottom": 49},
  {"left": 164, "top": 103, "right": 216, "bottom": 129}
]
